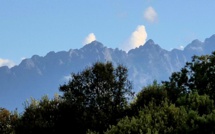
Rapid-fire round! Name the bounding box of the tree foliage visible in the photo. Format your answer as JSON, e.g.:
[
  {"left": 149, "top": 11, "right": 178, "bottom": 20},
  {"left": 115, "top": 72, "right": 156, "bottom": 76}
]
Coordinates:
[
  {"left": 103, "top": 92, "right": 215, "bottom": 134},
  {"left": 58, "top": 62, "right": 134, "bottom": 133},
  {"left": 129, "top": 81, "right": 168, "bottom": 116},
  {"left": 0, "top": 108, "right": 18, "bottom": 134},
  {"left": 104, "top": 100, "right": 188, "bottom": 134},
  {"left": 163, "top": 51, "right": 215, "bottom": 101},
  {"left": 176, "top": 91, "right": 214, "bottom": 115},
  {"left": 14, "top": 95, "right": 61, "bottom": 134}
]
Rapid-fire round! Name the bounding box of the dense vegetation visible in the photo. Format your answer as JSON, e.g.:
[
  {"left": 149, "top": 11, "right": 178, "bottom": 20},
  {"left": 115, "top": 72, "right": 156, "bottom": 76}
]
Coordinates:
[{"left": 1, "top": 51, "right": 215, "bottom": 134}]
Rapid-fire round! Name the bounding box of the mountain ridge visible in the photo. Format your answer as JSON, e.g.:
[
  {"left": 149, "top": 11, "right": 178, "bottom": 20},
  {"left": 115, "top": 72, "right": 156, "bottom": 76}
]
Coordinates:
[{"left": 1, "top": 35, "right": 215, "bottom": 112}]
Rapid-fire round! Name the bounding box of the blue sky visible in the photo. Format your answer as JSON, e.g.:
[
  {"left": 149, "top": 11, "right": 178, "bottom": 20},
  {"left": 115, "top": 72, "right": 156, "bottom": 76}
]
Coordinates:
[{"left": 0, "top": 0, "right": 215, "bottom": 67}]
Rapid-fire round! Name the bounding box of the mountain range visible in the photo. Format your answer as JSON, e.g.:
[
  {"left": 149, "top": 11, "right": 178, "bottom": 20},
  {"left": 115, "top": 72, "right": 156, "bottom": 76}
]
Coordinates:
[{"left": 1, "top": 34, "right": 215, "bottom": 112}]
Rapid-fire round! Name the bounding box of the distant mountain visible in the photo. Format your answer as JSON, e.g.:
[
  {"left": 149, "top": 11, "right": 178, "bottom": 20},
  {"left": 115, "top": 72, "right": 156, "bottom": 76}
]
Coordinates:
[{"left": 1, "top": 34, "right": 215, "bottom": 112}]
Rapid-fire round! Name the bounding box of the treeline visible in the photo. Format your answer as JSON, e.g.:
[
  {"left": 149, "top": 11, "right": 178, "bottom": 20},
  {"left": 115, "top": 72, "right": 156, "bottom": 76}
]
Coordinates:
[{"left": 1, "top": 51, "right": 215, "bottom": 134}]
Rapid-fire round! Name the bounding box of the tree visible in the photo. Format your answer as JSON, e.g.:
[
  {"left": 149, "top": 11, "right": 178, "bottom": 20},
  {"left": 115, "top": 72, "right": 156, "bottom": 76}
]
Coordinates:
[
  {"left": 0, "top": 108, "right": 18, "bottom": 134},
  {"left": 176, "top": 92, "right": 215, "bottom": 133},
  {"left": 14, "top": 95, "right": 61, "bottom": 134},
  {"left": 129, "top": 81, "right": 168, "bottom": 116},
  {"left": 163, "top": 51, "right": 215, "bottom": 101},
  {"left": 104, "top": 100, "right": 188, "bottom": 134},
  {"left": 176, "top": 91, "right": 214, "bottom": 116},
  {"left": 59, "top": 62, "right": 134, "bottom": 133}
]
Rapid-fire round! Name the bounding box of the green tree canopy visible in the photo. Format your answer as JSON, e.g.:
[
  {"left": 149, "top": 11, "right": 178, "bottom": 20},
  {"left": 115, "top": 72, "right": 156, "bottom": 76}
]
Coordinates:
[
  {"left": 129, "top": 81, "right": 168, "bottom": 116},
  {"left": 0, "top": 108, "right": 18, "bottom": 134},
  {"left": 163, "top": 51, "right": 215, "bottom": 101},
  {"left": 14, "top": 95, "right": 61, "bottom": 134},
  {"left": 176, "top": 91, "right": 214, "bottom": 115},
  {"left": 59, "top": 62, "right": 134, "bottom": 133},
  {"left": 104, "top": 100, "right": 188, "bottom": 134}
]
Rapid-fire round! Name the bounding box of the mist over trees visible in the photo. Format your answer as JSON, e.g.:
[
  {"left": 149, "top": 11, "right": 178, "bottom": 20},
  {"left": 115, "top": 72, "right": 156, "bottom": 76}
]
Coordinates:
[{"left": 1, "top": 51, "right": 215, "bottom": 134}]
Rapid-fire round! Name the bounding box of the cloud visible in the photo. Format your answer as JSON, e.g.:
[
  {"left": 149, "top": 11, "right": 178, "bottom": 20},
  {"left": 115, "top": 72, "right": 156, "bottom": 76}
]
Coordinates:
[
  {"left": 63, "top": 75, "right": 71, "bottom": 81},
  {"left": 178, "top": 45, "right": 184, "bottom": 50},
  {"left": 144, "top": 6, "right": 158, "bottom": 23},
  {"left": 0, "top": 58, "right": 15, "bottom": 68},
  {"left": 122, "top": 25, "right": 147, "bottom": 52},
  {"left": 83, "top": 33, "right": 96, "bottom": 45}
]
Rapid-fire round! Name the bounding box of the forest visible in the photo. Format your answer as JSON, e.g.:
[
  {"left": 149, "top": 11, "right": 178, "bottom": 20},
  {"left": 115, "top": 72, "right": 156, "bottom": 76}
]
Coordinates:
[{"left": 1, "top": 51, "right": 215, "bottom": 134}]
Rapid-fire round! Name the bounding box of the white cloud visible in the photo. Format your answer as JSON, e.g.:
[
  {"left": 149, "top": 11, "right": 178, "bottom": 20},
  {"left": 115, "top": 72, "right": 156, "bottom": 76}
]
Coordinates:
[
  {"left": 122, "top": 25, "right": 147, "bottom": 52},
  {"left": 0, "top": 58, "right": 15, "bottom": 68},
  {"left": 83, "top": 33, "right": 96, "bottom": 45},
  {"left": 63, "top": 75, "right": 71, "bottom": 81},
  {"left": 178, "top": 45, "right": 184, "bottom": 50},
  {"left": 144, "top": 6, "right": 158, "bottom": 23}
]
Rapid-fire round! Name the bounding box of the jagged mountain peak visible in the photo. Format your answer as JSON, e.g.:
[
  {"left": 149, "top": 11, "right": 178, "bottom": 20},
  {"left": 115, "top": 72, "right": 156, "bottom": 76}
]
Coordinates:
[
  {"left": 81, "top": 41, "right": 110, "bottom": 55},
  {"left": 145, "top": 39, "right": 155, "bottom": 45},
  {"left": 142, "top": 39, "right": 163, "bottom": 50},
  {"left": 205, "top": 34, "right": 215, "bottom": 44},
  {"left": 142, "top": 39, "right": 161, "bottom": 50},
  {"left": 127, "top": 39, "right": 152, "bottom": 53},
  {"left": 128, "top": 39, "right": 164, "bottom": 55},
  {"left": 192, "top": 39, "right": 202, "bottom": 44},
  {"left": 184, "top": 39, "right": 203, "bottom": 49},
  {"left": 80, "top": 40, "right": 108, "bottom": 54},
  {"left": 83, "top": 40, "right": 104, "bottom": 48},
  {"left": 1, "top": 34, "right": 215, "bottom": 112}
]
